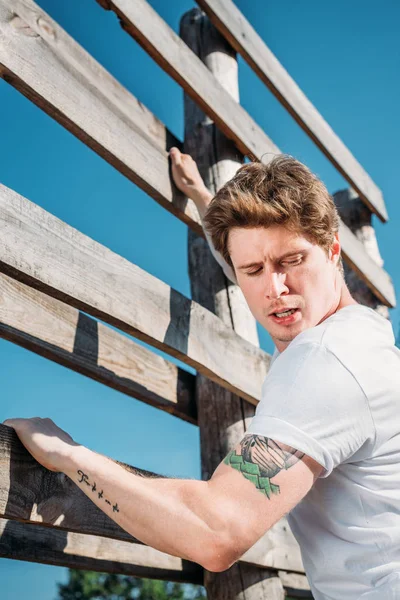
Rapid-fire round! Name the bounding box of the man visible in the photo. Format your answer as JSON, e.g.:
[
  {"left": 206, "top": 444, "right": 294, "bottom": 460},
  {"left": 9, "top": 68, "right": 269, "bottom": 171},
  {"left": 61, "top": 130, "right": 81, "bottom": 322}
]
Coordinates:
[{"left": 4, "top": 149, "right": 400, "bottom": 599}]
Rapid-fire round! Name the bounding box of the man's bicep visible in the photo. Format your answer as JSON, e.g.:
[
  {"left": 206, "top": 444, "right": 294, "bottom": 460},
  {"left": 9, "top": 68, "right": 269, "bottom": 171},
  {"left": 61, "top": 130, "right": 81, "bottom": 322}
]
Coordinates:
[{"left": 209, "top": 434, "right": 323, "bottom": 561}]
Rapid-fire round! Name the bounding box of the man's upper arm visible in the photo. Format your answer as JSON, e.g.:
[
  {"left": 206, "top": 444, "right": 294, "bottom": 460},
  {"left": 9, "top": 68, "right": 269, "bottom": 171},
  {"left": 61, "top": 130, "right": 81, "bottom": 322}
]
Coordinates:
[{"left": 209, "top": 433, "right": 323, "bottom": 565}]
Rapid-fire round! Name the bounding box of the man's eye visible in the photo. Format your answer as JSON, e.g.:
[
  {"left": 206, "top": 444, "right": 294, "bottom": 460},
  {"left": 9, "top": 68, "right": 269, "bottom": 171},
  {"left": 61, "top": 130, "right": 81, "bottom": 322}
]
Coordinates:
[
  {"left": 246, "top": 268, "right": 262, "bottom": 276},
  {"left": 282, "top": 258, "right": 302, "bottom": 266}
]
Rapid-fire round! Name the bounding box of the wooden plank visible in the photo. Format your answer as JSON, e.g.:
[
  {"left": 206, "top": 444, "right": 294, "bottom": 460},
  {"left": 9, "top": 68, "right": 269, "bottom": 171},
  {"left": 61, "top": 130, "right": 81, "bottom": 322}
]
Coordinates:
[
  {"left": 96, "top": 0, "right": 279, "bottom": 162},
  {"left": 0, "top": 518, "right": 203, "bottom": 583},
  {"left": 0, "top": 184, "right": 270, "bottom": 405},
  {"left": 0, "top": 274, "right": 196, "bottom": 424},
  {"left": 196, "top": 0, "right": 387, "bottom": 223},
  {"left": 0, "top": 0, "right": 201, "bottom": 234},
  {"left": 0, "top": 423, "right": 303, "bottom": 572},
  {"left": 0, "top": 1, "right": 394, "bottom": 306},
  {"left": 335, "top": 189, "right": 393, "bottom": 312},
  {"left": 339, "top": 218, "right": 395, "bottom": 307}
]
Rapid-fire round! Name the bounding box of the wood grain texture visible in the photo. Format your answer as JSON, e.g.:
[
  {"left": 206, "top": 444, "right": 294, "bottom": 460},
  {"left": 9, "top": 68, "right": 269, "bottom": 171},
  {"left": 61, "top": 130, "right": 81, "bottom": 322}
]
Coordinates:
[
  {"left": 196, "top": 0, "right": 387, "bottom": 223},
  {"left": 0, "top": 183, "right": 270, "bottom": 405},
  {"left": 0, "top": 0, "right": 393, "bottom": 306},
  {"left": 183, "top": 12, "right": 299, "bottom": 595},
  {"left": 96, "top": 0, "right": 279, "bottom": 162},
  {"left": 0, "top": 0, "right": 200, "bottom": 233},
  {"left": 339, "top": 217, "right": 395, "bottom": 308},
  {"left": 278, "top": 571, "right": 312, "bottom": 598},
  {"left": 335, "top": 189, "right": 394, "bottom": 312},
  {"left": 0, "top": 423, "right": 157, "bottom": 542},
  {"left": 0, "top": 274, "right": 196, "bottom": 423},
  {"left": 0, "top": 518, "right": 203, "bottom": 583}
]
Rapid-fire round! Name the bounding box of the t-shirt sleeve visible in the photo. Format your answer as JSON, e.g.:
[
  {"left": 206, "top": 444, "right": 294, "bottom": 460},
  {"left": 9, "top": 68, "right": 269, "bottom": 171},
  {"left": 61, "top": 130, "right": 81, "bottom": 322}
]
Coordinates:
[{"left": 247, "top": 342, "right": 375, "bottom": 477}]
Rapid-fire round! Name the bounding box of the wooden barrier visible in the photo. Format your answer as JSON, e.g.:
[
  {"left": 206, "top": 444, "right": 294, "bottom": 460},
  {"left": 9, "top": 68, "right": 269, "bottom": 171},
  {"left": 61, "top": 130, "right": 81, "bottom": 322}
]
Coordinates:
[
  {"left": 0, "top": 0, "right": 394, "bottom": 306},
  {"left": 196, "top": 0, "right": 387, "bottom": 221},
  {"left": 0, "top": 274, "right": 196, "bottom": 424},
  {"left": 0, "top": 183, "right": 270, "bottom": 405},
  {"left": 0, "top": 0, "right": 394, "bottom": 596}
]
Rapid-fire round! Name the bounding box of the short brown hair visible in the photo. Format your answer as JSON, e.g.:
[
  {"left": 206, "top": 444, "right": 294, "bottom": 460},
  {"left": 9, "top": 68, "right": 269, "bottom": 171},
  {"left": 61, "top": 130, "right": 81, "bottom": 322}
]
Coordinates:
[{"left": 203, "top": 155, "right": 340, "bottom": 270}]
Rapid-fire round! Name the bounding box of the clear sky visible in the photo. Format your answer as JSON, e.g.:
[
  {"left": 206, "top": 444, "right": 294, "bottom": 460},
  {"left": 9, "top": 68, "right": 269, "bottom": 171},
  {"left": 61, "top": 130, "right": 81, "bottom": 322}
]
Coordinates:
[{"left": 1, "top": 1, "right": 399, "bottom": 598}]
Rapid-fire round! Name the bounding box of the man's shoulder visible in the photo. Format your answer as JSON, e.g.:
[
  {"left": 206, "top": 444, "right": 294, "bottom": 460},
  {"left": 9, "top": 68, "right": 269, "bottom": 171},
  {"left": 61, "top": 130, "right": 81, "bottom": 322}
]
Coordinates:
[{"left": 289, "top": 304, "right": 394, "bottom": 357}]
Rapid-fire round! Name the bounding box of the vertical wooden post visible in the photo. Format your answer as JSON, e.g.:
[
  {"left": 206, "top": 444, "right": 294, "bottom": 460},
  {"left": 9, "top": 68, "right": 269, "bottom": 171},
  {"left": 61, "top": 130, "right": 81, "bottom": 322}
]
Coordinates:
[
  {"left": 334, "top": 188, "right": 389, "bottom": 318},
  {"left": 181, "top": 9, "right": 285, "bottom": 600}
]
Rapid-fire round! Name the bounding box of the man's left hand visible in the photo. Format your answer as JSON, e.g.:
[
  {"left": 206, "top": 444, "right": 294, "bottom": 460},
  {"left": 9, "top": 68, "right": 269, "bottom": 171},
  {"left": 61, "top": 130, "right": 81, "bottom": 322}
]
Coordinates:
[{"left": 2, "top": 417, "right": 80, "bottom": 472}]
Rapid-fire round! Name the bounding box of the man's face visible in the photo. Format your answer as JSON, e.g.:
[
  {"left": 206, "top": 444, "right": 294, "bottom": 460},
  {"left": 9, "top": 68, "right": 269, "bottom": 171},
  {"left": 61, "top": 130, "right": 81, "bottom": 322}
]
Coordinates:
[{"left": 229, "top": 225, "right": 341, "bottom": 351}]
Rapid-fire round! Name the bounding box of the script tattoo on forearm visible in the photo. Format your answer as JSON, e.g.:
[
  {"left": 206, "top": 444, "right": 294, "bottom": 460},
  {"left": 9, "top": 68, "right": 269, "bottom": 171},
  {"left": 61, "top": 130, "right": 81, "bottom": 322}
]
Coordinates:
[
  {"left": 224, "top": 435, "right": 304, "bottom": 498},
  {"left": 77, "top": 470, "right": 119, "bottom": 513}
]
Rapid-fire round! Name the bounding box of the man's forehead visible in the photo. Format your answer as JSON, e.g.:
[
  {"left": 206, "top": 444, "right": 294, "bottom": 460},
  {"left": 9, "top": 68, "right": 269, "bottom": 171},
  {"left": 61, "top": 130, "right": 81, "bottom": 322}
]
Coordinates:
[{"left": 228, "top": 226, "right": 314, "bottom": 265}]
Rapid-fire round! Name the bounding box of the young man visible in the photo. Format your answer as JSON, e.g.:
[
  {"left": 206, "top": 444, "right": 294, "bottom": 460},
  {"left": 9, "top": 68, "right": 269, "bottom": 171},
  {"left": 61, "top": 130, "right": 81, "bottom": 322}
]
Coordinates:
[{"left": 4, "top": 149, "right": 400, "bottom": 599}]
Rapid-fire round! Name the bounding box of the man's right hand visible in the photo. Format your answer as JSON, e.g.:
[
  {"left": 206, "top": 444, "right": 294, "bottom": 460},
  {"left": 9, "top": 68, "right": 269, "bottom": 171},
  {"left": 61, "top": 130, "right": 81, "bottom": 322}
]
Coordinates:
[{"left": 169, "top": 148, "right": 212, "bottom": 215}]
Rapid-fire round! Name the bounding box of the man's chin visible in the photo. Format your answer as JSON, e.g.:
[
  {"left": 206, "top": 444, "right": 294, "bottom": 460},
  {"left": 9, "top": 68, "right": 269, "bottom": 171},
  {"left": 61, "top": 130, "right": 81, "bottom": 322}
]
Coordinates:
[{"left": 266, "top": 321, "right": 308, "bottom": 344}]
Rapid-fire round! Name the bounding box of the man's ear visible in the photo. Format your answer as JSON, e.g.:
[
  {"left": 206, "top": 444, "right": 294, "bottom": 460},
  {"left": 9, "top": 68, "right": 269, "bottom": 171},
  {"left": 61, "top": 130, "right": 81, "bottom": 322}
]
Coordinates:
[{"left": 329, "top": 232, "right": 341, "bottom": 265}]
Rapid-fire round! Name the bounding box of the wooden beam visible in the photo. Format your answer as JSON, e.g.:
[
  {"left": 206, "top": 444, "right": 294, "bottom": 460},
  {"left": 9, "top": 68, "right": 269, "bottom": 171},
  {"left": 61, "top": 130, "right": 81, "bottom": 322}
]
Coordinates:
[
  {"left": 339, "top": 219, "right": 395, "bottom": 307},
  {"left": 0, "top": 518, "right": 311, "bottom": 595},
  {"left": 277, "top": 571, "right": 312, "bottom": 598},
  {"left": 96, "top": 0, "right": 279, "bottom": 163},
  {"left": 196, "top": 0, "right": 388, "bottom": 223},
  {"left": 0, "top": 0, "right": 201, "bottom": 234},
  {"left": 0, "top": 274, "right": 196, "bottom": 424},
  {"left": 0, "top": 518, "right": 203, "bottom": 584},
  {"left": 0, "top": 1, "right": 394, "bottom": 306},
  {"left": 0, "top": 423, "right": 155, "bottom": 544},
  {"left": 0, "top": 184, "right": 270, "bottom": 405},
  {"left": 183, "top": 13, "right": 299, "bottom": 597}
]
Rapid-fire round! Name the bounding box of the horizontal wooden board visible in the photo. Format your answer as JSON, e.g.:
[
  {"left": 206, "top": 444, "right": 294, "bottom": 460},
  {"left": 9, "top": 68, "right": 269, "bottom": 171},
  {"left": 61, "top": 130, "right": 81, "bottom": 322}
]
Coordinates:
[
  {"left": 339, "top": 220, "right": 395, "bottom": 307},
  {"left": 196, "top": 0, "right": 387, "bottom": 223},
  {"left": 0, "top": 518, "right": 203, "bottom": 583},
  {"left": 0, "top": 184, "right": 270, "bottom": 404},
  {"left": 0, "top": 0, "right": 394, "bottom": 305},
  {"left": 0, "top": 0, "right": 201, "bottom": 233},
  {"left": 0, "top": 424, "right": 303, "bottom": 573},
  {"left": 96, "top": 0, "right": 279, "bottom": 162},
  {"left": 0, "top": 274, "right": 196, "bottom": 423},
  {"left": 0, "top": 518, "right": 311, "bottom": 594}
]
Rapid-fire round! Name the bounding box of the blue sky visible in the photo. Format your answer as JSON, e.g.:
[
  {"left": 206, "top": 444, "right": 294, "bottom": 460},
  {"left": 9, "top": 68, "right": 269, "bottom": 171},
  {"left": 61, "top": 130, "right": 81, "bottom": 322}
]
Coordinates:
[{"left": 1, "top": 1, "right": 399, "bottom": 597}]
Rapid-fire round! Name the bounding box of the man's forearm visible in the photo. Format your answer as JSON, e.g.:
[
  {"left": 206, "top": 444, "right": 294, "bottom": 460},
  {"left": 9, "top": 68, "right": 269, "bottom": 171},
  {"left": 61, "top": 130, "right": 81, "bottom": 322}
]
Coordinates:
[
  {"left": 62, "top": 445, "right": 229, "bottom": 570},
  {"left": 191, "top": 188, "right": 213, "bottom": 220}
]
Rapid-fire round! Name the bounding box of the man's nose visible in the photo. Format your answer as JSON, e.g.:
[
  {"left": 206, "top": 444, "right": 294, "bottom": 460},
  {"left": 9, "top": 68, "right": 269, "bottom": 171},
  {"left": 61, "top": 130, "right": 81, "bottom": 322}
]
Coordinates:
[{"left": 265, "top": 271, "right": 289, "bottom": 299}]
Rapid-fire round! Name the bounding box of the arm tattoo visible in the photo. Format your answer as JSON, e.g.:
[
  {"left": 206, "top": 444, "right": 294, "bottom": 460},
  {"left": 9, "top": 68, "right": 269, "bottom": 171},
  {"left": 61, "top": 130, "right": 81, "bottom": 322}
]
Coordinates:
[
  {"left": 77, "top": 470, "right": 119, "bottom": 513},
  {"left": 224, "top": 435, "right": 304, "bottom": 498}
]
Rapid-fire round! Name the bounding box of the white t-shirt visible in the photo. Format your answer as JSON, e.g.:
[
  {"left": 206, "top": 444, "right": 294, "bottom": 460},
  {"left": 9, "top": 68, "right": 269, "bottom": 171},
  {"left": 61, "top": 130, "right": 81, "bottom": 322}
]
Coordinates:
[{"left": 247, "top": 305, "right": 400, "bottom": 599}]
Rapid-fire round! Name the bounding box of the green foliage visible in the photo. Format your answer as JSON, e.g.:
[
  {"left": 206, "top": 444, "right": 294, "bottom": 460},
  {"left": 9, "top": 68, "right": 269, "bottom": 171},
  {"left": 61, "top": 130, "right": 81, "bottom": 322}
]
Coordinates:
[{"left": 56, "top": 569, "right": 206, "bottom": 600}]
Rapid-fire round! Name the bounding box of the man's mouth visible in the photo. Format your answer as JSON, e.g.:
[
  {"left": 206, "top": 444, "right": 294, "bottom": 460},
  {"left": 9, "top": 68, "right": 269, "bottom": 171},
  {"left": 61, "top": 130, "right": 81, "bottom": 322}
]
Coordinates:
[{"left": 274, "top": 308, "right": 297, "bottom": 318}]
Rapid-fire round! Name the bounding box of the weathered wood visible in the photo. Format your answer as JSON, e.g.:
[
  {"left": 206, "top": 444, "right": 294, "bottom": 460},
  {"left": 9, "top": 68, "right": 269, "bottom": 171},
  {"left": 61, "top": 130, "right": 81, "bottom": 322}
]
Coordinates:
[
  {"left": 182, "top": 11, "right": 294, "bottom": 598},
  {"left": 0, "top": 0, "right": 200, "bottom": 233},
  {"left": 0, "top": 183, "right": 270, "bottom": 405},
  {"left": 335, "top": 188, "right": 391, "bottom": 315},
  {"left": 0, "top": 423, "right": 157, "bottom": 543},
  {"left": 0, "top": 519, "right": 311, "bottom": 595},
  {"left": 338, "top": 215, "right": 395, "bottom": 309},
  {"left": 0, "top": 1, "right": 393, "bottom": 306},
  {"left": 96, "top": 0, "right": 279, "bottom": 163},
  {"left": 0, "top": 423, "right": 300, "bottom": 572},
  {"left": 278, "top": 571, "right": 312, "bottom": 598},
  {"left": 0, "top": 274, "right": 196, "bottom": 424},
  {"left": 0, "top": 518, "right": 203, "bottom": 584},
  {"left": 196, "top": 0, "right": 387, "bottom": 222}
]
